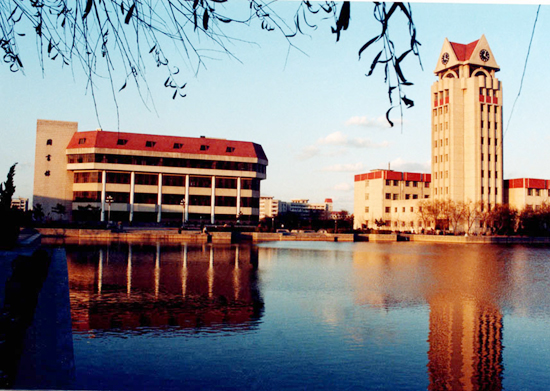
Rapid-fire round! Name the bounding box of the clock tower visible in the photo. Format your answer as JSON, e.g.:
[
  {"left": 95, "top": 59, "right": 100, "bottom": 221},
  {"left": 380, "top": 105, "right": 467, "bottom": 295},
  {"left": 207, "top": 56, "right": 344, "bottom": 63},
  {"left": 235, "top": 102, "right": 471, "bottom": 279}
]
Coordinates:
[{"left": 431, "top": 35, "right": 503, "bottom": 208}]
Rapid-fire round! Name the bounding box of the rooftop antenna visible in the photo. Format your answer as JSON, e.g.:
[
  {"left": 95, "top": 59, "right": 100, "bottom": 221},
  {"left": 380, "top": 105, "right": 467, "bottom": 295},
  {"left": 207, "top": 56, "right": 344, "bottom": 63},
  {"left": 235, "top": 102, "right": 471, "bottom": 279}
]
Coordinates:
[{"left": 388, "top": 162, "right": 390, "bottom": 170}]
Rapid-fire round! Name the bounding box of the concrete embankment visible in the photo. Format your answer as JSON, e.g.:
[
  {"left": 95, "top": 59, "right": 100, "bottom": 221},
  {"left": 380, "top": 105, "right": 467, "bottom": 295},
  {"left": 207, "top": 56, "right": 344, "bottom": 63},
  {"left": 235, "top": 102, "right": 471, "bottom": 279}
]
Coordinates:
[
  {"left": 36, "top": 228, "right": 356, "bottom": 243},
  {"left": 34, "top": 228, "right": 550, "bottom": 244}
]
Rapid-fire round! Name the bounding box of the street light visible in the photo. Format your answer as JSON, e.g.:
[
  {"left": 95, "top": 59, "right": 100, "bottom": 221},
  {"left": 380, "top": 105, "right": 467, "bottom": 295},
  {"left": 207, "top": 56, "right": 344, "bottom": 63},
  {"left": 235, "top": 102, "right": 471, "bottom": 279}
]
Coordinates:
[
  {"left": 105, "top": 195, "right": 114, "bottom": 223},
  {"left": 180, "top": 198, "right": 186, "bottom": 226},
  {"left": 236, "top": 211, "right": 243, "bottom": 225}
]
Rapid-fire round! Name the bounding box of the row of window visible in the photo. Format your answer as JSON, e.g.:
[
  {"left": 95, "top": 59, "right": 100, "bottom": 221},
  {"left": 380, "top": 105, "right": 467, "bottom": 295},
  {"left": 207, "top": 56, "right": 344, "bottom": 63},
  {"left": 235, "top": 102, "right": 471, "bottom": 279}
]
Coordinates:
[
  {"left": 73, "top": 171, "right": 260, "bottom": 190},
  {"left": 73, "top": 191, "right": 259, "bottom": 207},
  {"left": 433, "top": 105, "right": 449, "bottom": 117},
  {"left": 481, "top": 170, "right": 498, "bottom": 179},
  {"left": 433, "top": 122, "right": 449, "bottom": 132},
  {"left": 527, "top": 188, "right": 550, "bottom": 197},
  {"left": 383, "top": 180, "right": 428, "bottom": 188},
  {"left": 384, "top": 193, "right": 428, "bottom": 200},
  {"left": 67, "top": 153, "right": 267, "bottom": 174},
  {"left": 481, "top": 120, "right": 498, "bottom": 130},
  {"left": 434, "top": 138, "right": 449, "bottom": 148}
]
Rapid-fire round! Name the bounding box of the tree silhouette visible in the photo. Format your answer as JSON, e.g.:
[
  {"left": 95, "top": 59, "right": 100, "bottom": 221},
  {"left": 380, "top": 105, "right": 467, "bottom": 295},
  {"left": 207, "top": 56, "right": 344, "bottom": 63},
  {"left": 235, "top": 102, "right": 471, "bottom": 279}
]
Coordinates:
[{"left": 0, "top": 1, "right": 421, "bottom": 126}]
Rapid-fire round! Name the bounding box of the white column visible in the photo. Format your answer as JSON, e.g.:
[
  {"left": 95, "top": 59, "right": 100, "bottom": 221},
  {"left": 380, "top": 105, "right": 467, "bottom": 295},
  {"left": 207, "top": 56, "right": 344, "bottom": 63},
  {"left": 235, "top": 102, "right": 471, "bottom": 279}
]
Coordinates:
[
  {"left": 129, "top": 171, "right": 135, "bottom": 222},
  {"left": 101, "top": 170, "right": 107, "bottom": 222},
  {"left": 236, "top": 177, "right": 242, "bottom": 219},
  {"left": 157, "top": 173, "right": 163, "bottom": 223},
  {"left": 211, "top": 175, "right": 216, "bottom": 224},
  {"left": 184, "top": 175, "right": 190, "bottom": 222}
]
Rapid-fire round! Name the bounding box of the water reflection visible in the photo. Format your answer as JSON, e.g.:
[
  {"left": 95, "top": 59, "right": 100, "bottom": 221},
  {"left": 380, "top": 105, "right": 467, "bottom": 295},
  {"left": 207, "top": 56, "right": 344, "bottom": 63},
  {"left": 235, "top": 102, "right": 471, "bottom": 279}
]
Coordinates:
[
  {"left": 353, "top": 245, "right": 507, "bottom": 390},
  {"left": 66, "top": 243, "right": 263, "bottom": 335}
]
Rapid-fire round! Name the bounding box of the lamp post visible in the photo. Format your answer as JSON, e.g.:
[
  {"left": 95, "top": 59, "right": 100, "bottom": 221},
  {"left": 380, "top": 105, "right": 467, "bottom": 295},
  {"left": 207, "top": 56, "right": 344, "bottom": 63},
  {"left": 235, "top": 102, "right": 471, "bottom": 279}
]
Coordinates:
[
  {"left": 180, "top": 198, "right": 186, "bottom": 227},
  {"left": 106, "top": 195, "right": 114, "bottom": 223}
]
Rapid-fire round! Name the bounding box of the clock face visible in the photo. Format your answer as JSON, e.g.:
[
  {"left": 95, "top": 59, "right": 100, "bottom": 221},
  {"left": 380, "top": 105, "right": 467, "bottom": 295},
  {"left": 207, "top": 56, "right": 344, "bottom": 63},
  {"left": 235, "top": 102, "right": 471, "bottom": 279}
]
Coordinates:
[
  {"left": 441, "top": 52, "right": 450, "bottom": 65},
  {"left": 480, "top": 49, "right": 490, "bottom": 62}
]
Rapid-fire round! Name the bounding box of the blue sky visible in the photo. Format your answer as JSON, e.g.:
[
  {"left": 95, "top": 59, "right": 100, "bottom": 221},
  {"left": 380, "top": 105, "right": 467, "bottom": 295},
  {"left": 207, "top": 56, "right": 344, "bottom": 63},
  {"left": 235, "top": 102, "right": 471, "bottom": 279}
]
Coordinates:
[{"left": 1, "top": 1, "right": 549, "bottom": 212}]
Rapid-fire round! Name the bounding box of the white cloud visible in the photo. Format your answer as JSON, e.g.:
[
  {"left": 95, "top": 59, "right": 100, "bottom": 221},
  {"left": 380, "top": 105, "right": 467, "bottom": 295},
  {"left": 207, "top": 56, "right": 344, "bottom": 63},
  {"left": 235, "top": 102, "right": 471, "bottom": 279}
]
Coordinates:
[
  {"left": 345, "top": 115, "right": 402, "bottom": 129},
  {"left": 322, "top": 162, "right": 365, "bottom": 172},
  {"left": 332, "top": 182, "right": 353, "bottom": 191},
  {"left": 317, "top": 131, "right": 348, "bottom": 146},
  {"left": 296, "top": 145, "right": 320, "bottom": 161}
]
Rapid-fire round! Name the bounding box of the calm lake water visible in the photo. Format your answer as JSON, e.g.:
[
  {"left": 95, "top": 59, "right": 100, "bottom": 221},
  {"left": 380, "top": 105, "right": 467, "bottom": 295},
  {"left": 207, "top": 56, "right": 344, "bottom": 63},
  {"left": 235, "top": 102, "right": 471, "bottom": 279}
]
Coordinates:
[{"left": 59, "top": 241, "right": 550, "bottom": 390}]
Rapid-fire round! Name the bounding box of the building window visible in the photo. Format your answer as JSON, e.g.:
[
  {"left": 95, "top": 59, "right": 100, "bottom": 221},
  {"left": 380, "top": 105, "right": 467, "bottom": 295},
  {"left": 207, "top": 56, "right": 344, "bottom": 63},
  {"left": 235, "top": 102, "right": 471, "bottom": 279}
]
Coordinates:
[
  {"left": 536, "top": 189, "right": 541, "bottom": 196},
  {"left": 445, "top": 171, "right": 448, "bottom": 178},
  {"left": 413, "top": 182, "right": 418, "bottom": 187},
  {"left": 46, "top": 139, "right": 52, "bottom": 145},
  {"left": 385, "top": 207, "right": 390, "bottom": 213},
  {"left": 394, "top": 207, "right": 398, "bottom": 213},
  {"left": 425, "top": 182, "right": 429, "bottom": 188},
  {"left": 365, "top": 180, "right": 369, "bottom": 187},
  {"left": 481, "top": 137, "right": 484, "bottom": 144},
  {"left": 44, "top": 170, "right": 50, "bottom": 176},
  {"left": 78, "top": 138, "right": 86, "bottom": 144},
  {"left": 481, "top": 120, "right": 484, "bottom": 128},
  {"left": 410, "top": 207, "right": 414, "bottom": 212},
  {"left": 46, "top": 154, "right": 51, "bottom": 161},
  {"left": 393, "top": 180, "right": 399, "bottom": 186},
  {"left": 365, "top": 207, "right": 369, "bottom": 213},
  {"left": 488, "top": 171, "right": 491, "bottom": 178},
  {"left": 402, "top": 207, "right": 406, "bottom": 213},
  {"left": 385, "top": 193, "right": 391, "bottom": 200},
  {"left": 386, "top": 180, "right": 391, "bottom": 186},
  {"left": 446, "top": 187, "right": 449, "bottom": 194},
  {"left": 173, "top": 143, "right": 183, "bottom": 149},
  {"left": 145, "top": 141, "right": 156, "bottom": 147},
  {"left": 481, "top": 187, "right": 484, "bottom": 195},
  {"left": 405, "top": 194, "right": 410, "bottom": 200},
  {"left": 434, "top": 156, "right": 438, "bottom": 163},
  {"left": 406, "top": 181, "right": 410, "bottom": 187},
  {"left": 446, "top": 138, "right": 448, "bottom": 146},
  {"left": 226, "top": 147, "right": 235, "bottom": 153},
  {"left": 435, "top": 188, "right": 437, "bottom": 195},
  {"left": 445, "top": 154, "right": 448, "bottom": 162},
  {"left": 488, "top": 154, "right": 491, "bottom": 161},
  {"left": 413, "top": 194, "right": 418, "bottom": 199},
  {"left": 200, "top": 145, "right": 209, "bottom": 151},
  {"left": 393, "top": 194, "right": 399, "bottom": 200},
  {"left": 481, "top": 170, "right": 484, "bottom": 178},
  {"left": 528, "top": 188, "right": 533, "bottom": 196},
  {"left": 481, "top": 153, "right": 484, "bottom": 161},
  {"left": 117, "top": 139, "right": 128, "bottom": 145},
  {"left": 488, "top": 137, "right": 491, "bottom": 145}
]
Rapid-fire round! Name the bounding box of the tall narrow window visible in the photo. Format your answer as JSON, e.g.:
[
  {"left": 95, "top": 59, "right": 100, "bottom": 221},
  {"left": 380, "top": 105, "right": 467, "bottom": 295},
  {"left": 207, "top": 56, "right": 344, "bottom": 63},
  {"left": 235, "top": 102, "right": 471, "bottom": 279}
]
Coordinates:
[{"left": 46, "top": 139, "right": 52, "bottom": 145}]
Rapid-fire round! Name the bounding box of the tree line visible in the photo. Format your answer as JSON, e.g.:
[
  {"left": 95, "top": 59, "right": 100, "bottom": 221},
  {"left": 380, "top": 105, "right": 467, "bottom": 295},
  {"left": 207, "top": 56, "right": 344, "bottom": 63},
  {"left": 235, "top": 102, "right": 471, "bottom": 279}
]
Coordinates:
[{"left": 416, "top": 199, "right": 550, "bottom": 236}]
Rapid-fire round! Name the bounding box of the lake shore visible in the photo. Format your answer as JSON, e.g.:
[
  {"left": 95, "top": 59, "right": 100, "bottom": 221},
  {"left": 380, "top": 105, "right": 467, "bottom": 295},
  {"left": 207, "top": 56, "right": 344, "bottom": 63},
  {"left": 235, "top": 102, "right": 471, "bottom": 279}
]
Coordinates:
[{"left": 34, "top": 228, "right": 550, "bottom": 244}]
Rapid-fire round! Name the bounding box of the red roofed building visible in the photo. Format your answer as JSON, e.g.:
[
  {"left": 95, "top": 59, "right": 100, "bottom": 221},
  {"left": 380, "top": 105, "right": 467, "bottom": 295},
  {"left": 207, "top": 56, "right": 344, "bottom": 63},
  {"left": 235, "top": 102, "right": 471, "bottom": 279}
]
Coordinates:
[
  {"left": 353, "top": 169, "right": 431, "bottom": 230},
  {"left": 33, "top": 119, "right": 268, "bottom": 224}
]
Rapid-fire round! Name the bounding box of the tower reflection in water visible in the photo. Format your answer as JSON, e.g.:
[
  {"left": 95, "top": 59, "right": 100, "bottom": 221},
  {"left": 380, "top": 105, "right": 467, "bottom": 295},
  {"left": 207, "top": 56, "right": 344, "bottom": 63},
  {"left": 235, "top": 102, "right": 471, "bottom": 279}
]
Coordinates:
[
  {"left": 352, "top": 245, "right": 504, "bottom": 391},
  {"left": 66, "top": 243, "right": 263, "bottom": 334}
]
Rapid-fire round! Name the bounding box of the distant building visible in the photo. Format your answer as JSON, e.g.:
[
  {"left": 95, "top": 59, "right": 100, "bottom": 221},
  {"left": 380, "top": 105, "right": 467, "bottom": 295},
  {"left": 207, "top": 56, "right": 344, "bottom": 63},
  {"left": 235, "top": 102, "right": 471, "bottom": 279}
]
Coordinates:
[
  {"left": 353, "top": 169, "right": 431, "bottom": 230},
  {"left": 259, "top": 196, "right": 289, "bottom": 220},
  {"left": 33, "top": 119, "right": 268, "bottom": 224},
  {"left": 259, "top": 197, "right": 333, "bottom": 221},
  {"left": 11, "top": 197, "right": 28, "bottom": 212}
]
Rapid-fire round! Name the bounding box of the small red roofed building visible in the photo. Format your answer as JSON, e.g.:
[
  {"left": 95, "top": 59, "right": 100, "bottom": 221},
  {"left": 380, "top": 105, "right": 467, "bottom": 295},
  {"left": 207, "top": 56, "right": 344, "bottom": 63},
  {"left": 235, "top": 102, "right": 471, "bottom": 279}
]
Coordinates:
[
  {"left": 353, "top": 169, "right": 431, "bottom": 231},
  {"left": 504, "top": 178, "right": 550, "bottom": 212},
  {"left": 33, "top": 119, "right": 267, "bottom": 224}
]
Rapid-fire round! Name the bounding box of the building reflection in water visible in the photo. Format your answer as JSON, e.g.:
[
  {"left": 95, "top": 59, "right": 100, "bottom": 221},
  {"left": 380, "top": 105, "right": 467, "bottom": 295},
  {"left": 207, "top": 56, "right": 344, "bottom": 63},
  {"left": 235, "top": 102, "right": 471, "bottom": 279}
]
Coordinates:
[
  {"left": 66, "top": 243, "right": 263, "bottom": 335},
  {"left": 353, "top": 245, "right": 504, "bottom": 391}
]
